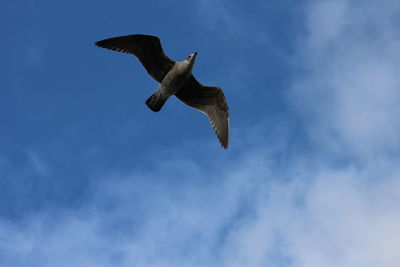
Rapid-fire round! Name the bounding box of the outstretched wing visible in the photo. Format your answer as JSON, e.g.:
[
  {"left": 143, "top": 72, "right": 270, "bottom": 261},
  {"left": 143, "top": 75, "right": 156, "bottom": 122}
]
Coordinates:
[
  {"left": 95, "top": 34, "right": 175, "bottom": 83},
  {"left": 176, "top": 76, "right": 229, "bottom": 149}
]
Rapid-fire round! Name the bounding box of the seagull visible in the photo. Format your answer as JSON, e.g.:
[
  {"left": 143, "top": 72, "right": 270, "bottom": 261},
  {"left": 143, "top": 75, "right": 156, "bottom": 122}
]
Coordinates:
[{"left": 95, "top": 34, "right": 229, "bottom": 149}]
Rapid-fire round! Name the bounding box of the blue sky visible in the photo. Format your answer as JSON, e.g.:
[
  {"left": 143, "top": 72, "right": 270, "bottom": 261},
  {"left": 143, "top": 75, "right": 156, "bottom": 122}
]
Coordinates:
[{"left": 1, "top": 0, "right": 400, "bottom": 266}]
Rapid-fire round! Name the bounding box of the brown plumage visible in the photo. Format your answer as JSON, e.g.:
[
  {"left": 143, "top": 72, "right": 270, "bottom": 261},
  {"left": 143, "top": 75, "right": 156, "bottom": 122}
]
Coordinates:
[{"left": 95, "top": 34, "right": 229, "bottom": 149}]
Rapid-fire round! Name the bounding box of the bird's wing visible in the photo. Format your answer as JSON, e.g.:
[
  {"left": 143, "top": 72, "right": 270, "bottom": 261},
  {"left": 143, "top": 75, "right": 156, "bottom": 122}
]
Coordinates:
[
  {"left": 175, "top": 76, "right": 229, "bottom": 149},
  {"left": 95, "top": 34, "right": 175, "bottom": 83}
]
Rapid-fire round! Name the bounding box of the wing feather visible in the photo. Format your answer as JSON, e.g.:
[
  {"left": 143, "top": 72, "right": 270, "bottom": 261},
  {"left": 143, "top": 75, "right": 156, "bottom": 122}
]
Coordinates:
[
  {"left": 176, "top": 76, "right": 229, "bottom": 149},
  {"left": 95, "top": 34, "right": 175, "bottom": 83}
]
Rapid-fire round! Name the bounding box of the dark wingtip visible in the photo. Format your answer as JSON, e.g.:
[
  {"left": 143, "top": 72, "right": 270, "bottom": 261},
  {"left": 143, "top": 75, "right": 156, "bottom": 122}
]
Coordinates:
[
  {"left": 94, "top": 40, "right": 106, "bottom": 48},
  {"left": 221, "top": 141, "right": 228, "bottom": 149}
]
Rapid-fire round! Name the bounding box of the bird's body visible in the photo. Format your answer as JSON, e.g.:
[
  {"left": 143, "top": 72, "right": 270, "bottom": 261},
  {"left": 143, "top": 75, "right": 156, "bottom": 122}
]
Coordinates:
[
  {"left": 162, "top": 56, "right": 196, "bottom": 93},
  {"left": 146, "top": 52, "right": 197, "bottom": 112},
  {"left": 95, "top": 34, "right": 229, "bottom": 148}
]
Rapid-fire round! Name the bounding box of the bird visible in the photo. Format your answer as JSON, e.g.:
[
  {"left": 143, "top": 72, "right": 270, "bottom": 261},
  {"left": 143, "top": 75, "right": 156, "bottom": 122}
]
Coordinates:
[{"left": 95, "top": 34, "right": 229, "bottom": 149}]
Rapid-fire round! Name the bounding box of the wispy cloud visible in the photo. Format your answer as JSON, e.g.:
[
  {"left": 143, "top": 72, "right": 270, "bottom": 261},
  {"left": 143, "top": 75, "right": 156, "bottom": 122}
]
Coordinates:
[
  {"left": 290, "top": 0, "right": 400, "bottom": 159},
  {"left": 1, "top": 143, "right": 399, "bottom": 266}
]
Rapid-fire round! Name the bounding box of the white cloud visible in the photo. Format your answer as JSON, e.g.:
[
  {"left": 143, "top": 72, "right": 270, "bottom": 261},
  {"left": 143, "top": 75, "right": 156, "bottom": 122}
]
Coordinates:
[
  {"left": 1, "top": 147, "right": 399, "bottom": 267},
  {"left": 290, "top": 0, "right": 400, "bottom": 158},
  {"left": 224, "top": 163, "right": 400, "bottom": 267}
]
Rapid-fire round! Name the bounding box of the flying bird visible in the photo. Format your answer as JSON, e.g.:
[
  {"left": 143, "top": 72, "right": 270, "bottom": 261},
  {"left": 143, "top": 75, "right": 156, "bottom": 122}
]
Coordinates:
[{"left": 95, "top": 34, "right": 229, "bottom": 148}]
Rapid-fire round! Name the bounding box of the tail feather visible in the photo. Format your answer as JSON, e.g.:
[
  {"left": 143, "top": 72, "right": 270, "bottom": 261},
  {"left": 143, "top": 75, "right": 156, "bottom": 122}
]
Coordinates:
[{"left": 145, "top": 92, "right": 168, "bottom": 112}]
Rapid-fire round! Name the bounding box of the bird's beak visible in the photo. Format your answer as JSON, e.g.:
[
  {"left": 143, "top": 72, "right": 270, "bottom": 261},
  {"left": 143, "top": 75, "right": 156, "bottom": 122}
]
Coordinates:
[{"left": 193, "top": 52, "right": 198, "bottom": 56}]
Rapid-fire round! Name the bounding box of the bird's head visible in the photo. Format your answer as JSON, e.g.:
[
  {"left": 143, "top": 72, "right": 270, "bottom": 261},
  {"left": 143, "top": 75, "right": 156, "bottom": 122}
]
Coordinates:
[{"left": 185, "top": 52, "right": 198, "bottom": 63}]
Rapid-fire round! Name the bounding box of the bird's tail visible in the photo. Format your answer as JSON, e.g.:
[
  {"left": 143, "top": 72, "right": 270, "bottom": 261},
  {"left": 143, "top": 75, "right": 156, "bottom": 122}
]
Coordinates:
[{"left": 145, "top": 91, "right": 168, "bottom": 112}]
